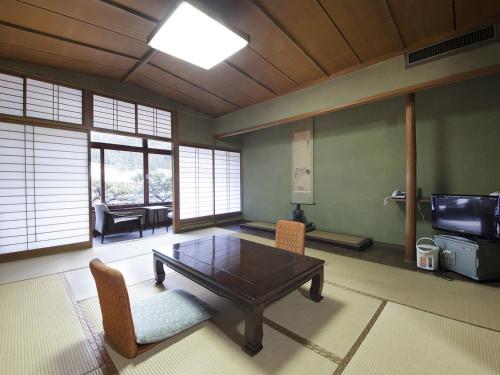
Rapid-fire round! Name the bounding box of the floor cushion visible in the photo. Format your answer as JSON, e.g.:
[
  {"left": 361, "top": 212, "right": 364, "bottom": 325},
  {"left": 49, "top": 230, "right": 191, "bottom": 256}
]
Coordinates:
[{"left": 131, "top": 288, "right": 213, "bottom": 344}]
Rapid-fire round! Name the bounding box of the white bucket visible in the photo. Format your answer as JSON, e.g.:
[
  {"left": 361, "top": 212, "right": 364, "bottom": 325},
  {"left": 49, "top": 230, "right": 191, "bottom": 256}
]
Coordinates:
[{"left": 416, "top": 237, "right": 439, "bottom": 271}]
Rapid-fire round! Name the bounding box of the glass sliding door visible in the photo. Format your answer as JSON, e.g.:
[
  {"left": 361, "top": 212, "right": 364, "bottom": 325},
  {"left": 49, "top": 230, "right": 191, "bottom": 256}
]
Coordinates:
[
  {"left": 148, "top": 153, "right": 172, "bottom": 204},
  {"left": 104, "top": 150, "right": 144, "bottom": 205}
]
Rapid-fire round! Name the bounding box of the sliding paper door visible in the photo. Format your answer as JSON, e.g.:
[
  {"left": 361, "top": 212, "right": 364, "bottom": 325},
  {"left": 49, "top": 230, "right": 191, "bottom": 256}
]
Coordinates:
[
  {"left": 0, "top": 122, "right": 28, "bottom": 253},
  {"left": 0, "top": 122, "right": 89, "bottom": 254},
  {"left": 179, "top": 146, "right": 213, "bottom": 220},
  {"left": 214, "top": 150, "right": 241, "bottom": 214}
]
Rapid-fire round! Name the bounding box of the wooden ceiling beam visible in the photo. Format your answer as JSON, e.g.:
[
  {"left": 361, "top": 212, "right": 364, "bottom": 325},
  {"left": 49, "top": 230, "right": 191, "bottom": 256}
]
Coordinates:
[
  {"left": 96, "top": 0, "right": 160, "bottom": 22},
  {"left": 316, "top": 0, "right": 362, "bottom": 64},
  {"left": 249, "top": 0, "right": 329, "bottom": 77},
  {"left": 223, "top": 61, "right": 277, "bottom": 96},
  {"left": 384, "top": 0, "right": 406, "bottom": 49},
  {"left": 0, "top": 20, "right": 140, "bottom": 61},
  {"left": 121, "top": 49, "right": 157, "bottom": 83}
]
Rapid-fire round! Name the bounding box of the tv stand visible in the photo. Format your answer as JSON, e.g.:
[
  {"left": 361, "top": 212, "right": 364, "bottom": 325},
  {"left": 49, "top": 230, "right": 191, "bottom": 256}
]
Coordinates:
[{"left": 434, "top": 235, "right": 500, "bottom": 281}]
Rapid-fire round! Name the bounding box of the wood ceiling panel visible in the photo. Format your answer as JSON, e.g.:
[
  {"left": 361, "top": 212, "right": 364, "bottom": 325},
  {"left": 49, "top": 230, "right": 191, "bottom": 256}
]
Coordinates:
[
  {"left": 202, "top": 0, "right": 323, "bottom": 85},
  {"left": 138, "top": 64, "right": 238, "bottom": 116},
  {"left": 130, "top": 74, "right": 225, "bottom": 116},
  {"left": 150, "top": 53, "right": 273, "bottom": 107},
  {"left": 319, "top": 0, "right": 402, "bottom": 61},
  {"left": 227, "top": 47, "right": 297, "bottom": 95},
  {"left": 0, "top": 24, "right": 137, "bottom": 72},
  {"left": 0, "top": 43, "right": 129, "bottom": 79},
  {"left": 109, "top": 0, "right": 174, "bottom": 21},
  {"left": 388, "top": 0, "right": 455, "bottom": 48},
  {"left": 255, "top": 0, "right": 359, "bottom": 72},
  {"left": 0, "top": 0, "right": 148, "bottom": 59},
  {"left": 454, "top": 0, "right": 500, "bottom": 31},
  {"left": 20, "top": 0, "right": 156, "bottom": 41}
]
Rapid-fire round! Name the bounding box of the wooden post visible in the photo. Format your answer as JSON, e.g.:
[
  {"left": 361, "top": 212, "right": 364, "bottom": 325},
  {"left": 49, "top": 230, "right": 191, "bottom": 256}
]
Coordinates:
[{"left": 405, "top": 93, "right": 416, "bottom": 261}]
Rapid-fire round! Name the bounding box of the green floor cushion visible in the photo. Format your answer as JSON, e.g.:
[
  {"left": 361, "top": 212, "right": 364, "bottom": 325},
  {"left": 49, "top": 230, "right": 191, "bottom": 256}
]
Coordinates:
[{"left": 131, "top": 288, "right": 213, "bottom": 344}]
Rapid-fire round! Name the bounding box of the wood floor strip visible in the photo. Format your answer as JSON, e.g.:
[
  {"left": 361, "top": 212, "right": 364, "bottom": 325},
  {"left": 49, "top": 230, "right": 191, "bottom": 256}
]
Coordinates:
[
  {"left": 263, "top": 317, "right": 343, "bottom": 364},
  {"left": 333, "top": 300, "right": 387, "bottom": 375}
]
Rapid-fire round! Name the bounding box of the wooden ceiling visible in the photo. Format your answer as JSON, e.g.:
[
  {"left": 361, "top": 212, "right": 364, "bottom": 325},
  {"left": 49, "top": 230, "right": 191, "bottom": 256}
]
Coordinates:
[{"left": 1, "top": 0, "right": 499, "bottom": 117}]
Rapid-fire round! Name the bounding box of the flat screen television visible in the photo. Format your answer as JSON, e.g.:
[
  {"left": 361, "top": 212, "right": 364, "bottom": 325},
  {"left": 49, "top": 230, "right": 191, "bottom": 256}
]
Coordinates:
[{"left": 431, "top": 194, "right": 500, "bottom": 240}]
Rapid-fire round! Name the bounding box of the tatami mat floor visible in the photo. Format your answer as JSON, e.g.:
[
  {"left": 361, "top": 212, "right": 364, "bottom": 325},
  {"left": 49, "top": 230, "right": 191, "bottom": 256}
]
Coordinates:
[{"left": 1, "top": 227, "right": 500, "bottom": 374}]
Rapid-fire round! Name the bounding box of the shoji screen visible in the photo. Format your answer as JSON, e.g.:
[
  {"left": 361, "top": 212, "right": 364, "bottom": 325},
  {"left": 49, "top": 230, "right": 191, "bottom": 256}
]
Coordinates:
[
  {"left": 214, "top": 150, "right": 241, "bottom": 214},
  {"left": 0, "top": 122, "right": 89, "bottom": 254},
  {"left": 0, "top": 73, "right": 23, "bottom": 116},
  {"left": 179, "top": 146, "right": 213, "bottom": 220},
  {"left": 93, "top": 95, "right": 135, "bottom": 133},
  {"left": 0, "top": 122, "right": 28, "bottom": 253},
  {"left": 26, "top": 78, "right": 82, "bottom": 124},
  {"left": 137, "top": 104, "right": 172, "bottom": 138}
]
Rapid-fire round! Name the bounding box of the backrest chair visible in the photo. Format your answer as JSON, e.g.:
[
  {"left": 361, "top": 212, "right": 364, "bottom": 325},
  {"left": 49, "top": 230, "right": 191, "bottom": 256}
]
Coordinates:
[
  {"left": 275, "top": 220, "right": 306, "bottom": 255},
  {"left": 93, "top": 202, "right": 110, "bottom": 234},
  {"left": 89, "top": 258, "right": 153, "bottom": 359}
]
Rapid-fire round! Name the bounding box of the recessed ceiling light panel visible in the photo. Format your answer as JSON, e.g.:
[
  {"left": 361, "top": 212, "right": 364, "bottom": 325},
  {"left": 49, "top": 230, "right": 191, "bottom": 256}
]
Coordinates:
[{"left": 148, "top": 1, "right": 248, "bottom": 69}]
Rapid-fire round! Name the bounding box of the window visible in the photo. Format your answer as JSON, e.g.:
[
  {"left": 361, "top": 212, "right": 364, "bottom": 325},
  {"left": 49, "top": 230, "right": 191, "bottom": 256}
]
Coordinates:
[
  {"left": 104, "top": 150, "right": 144, "bottom": 205},
  {"left": 179, "top": 146, "right": 241, "bottom": 221},
  {"left": 148, "top": 154, "right": 172, "bottom": 203},
  {"left": 0, "top": 122, "right": 89, "bottom": 254},
  {"left": 91, "top": 149, "right": 101, "bottom": 203},
  {"left": 92, "top": 95, "right": 172, "bottom": 140},
  {"left": 138, "top": 104, "right": 172, "bottom": 138},
  {"left": 91, "top": 131, "right": 142, "bottom": 147},
  {"left": 26, "top": 78, "right": 82, "bottom": 124},
  {"left": 0, "top": 73, "right": 23, "bottom": 116},
  {"left": 91, "top": 131, "right": 172, "bottom": 207},
  {"left": 148, "top": 139, "right": 172, "bottom": 150},
  {"left": 214, "top": 150, "right": 241, "bottom": 214},
  {"left": 93, "top": 95, "right": 135, "bottom": 133},
  {"left": 179, "top": 146, "right": 213, "bottom": 219}
]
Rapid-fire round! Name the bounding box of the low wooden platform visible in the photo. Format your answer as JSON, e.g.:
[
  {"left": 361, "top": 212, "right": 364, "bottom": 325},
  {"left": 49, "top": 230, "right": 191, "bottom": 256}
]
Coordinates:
[{"left": 240, "top": 221, "right": 372, "bottom": 251}]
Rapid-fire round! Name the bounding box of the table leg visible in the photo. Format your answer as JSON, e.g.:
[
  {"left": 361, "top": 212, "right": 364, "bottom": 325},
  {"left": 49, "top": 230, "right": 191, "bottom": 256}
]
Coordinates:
[
  {"left": 154, "top": 256, "right": 165, "bottom": 284},
  {"left": 309, "top": 268, "right": 324, "bottom": 302},
  {"left": 243, "top": 306, "right": 264, "bottom": 356},
  {"left": 152, "top": 211, "right": 156, "bottom": 234},
  {"left": 165, "top": 209, "right": 168, "bottom": 232}
]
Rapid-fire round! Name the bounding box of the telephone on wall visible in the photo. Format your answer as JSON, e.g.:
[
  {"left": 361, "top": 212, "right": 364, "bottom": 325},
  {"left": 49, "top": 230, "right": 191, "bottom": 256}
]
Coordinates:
[
  {"left": 384, "top": 190, "right": 406, "bottom": 205},
  {"left": 391, "top": 190, "right": 406, "bottom": 199}
]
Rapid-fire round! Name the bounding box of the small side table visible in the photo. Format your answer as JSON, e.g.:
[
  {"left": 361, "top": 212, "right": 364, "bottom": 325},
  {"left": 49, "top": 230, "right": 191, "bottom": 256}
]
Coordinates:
[{"left": 144, "top": 206, "right": 171, "bottom": 234}]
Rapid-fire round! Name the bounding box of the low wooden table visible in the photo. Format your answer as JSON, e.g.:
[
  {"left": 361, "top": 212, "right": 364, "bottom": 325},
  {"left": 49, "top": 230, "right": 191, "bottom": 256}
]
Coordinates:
[{"left": 153, "top": 235, "right": 324, "bottom": 355}]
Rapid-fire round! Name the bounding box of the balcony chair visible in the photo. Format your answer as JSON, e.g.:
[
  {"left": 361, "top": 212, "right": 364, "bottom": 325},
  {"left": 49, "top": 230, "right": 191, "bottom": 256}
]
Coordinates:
[
  {"left": 275, "top": 220, "right": 306, "bottom": 255},
  {"left": 93, "top": 202, "right": 143, "bottom": 244}
]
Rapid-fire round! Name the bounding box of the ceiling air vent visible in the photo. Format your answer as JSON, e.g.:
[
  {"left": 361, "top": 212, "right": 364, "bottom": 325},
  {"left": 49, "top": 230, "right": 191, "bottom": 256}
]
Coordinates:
[{"left": 406, "top": 25, "right": 496, "bottom": 67}]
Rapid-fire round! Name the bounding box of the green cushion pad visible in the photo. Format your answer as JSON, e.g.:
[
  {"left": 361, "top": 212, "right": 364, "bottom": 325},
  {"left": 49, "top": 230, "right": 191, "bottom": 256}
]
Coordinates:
[{"left": 131, "top": 289, "right": 213, "bottom": 344}]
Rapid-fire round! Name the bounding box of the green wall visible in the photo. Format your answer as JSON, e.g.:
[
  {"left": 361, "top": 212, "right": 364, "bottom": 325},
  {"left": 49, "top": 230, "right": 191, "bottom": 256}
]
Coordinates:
[{"left": 242, "top": 74, "right": 500, "bottom": 245}]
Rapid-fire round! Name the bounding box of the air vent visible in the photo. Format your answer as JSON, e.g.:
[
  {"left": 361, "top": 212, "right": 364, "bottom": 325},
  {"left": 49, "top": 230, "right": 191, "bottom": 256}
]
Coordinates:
[{"left": 406, "top": 25, "right": 496, "bottom": 67}]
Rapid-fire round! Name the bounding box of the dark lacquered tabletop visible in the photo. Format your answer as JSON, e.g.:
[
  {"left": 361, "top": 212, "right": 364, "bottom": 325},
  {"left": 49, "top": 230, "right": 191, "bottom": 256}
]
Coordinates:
[{"left": 153, "top": 235, "right": 324, "bottom": 302}]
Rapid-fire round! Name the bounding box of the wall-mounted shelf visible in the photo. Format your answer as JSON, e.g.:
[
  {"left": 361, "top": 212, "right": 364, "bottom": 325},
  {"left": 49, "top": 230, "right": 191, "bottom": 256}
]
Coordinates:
[{"left": 387, "top": 197, "right": 431, "bottom": 203}]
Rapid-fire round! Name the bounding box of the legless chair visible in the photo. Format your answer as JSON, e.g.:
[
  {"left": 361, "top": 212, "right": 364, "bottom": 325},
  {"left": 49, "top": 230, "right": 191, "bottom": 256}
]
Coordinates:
[
  {"left": 89, "top": 259, "right": 212, "bottom": 359},
  {"left": 89, "top": 258, "right": 155, "bottom": 358},
  {"left": 275, "top": 220, "right": 306, "bottom": 255}
]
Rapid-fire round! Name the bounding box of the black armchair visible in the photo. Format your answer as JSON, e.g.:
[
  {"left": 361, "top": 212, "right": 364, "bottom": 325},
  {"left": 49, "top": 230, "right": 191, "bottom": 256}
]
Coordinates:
[{"left": 93, "top": 203, "right": 143, "bottom": 244}]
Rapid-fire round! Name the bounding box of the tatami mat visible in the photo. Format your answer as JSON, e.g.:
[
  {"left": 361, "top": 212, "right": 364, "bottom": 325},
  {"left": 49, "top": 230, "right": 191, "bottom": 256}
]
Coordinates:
[
  {"left": 0, "top": 274, "right": 99, "bottom": 375},
  {"left": 81, "top": 275, "right": 338, "bottom": 375},
  {"left": 342, "top": 302, "right": 500, "bottom": 375},
  {"left": 233, "top": 232, "right": 500, "bottom": 332},
  {"left": 265, "top": 283, "right": 382, "bottom": 358},
  {"left": 0, "top": 227, "right": 235, "bottom": 285}
]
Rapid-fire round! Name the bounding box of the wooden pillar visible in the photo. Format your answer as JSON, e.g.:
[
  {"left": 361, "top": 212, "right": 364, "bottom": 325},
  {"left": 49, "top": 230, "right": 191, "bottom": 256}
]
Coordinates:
[
  {"left": 405, "top": 93, "right": 416, "bottom": 261},
  {"left": 172, "top": 111, "right": 181, "bottom": 233}
]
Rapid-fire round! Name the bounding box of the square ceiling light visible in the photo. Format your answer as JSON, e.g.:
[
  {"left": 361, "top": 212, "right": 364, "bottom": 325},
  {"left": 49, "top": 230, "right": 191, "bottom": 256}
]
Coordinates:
[{"left": 148, "top": 1, "right": 248, "bottom": 70}]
